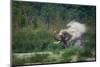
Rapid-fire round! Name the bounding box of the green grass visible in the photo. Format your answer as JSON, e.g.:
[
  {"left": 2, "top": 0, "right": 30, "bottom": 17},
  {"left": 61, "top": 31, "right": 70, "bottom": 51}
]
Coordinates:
[
  {"left": 12, "top": 26, "right": 65, "bottom": 53},
  {"left": 13, "top": 53, "right": 49, "bottom": 65},
  {"left": 12, "top": 24, "right": 96, "bottom": 65},
  {"left": 12, "top": 47, "right": 95, "bottom": 65}
]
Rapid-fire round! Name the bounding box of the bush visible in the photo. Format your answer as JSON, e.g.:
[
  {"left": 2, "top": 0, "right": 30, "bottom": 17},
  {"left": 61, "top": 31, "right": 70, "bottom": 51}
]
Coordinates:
[
  {"left": 61, "top": 47, "right": 81, "bottom": 61},
  {"left": 12, "top": 26, "right": 64, "bottom": 53}
]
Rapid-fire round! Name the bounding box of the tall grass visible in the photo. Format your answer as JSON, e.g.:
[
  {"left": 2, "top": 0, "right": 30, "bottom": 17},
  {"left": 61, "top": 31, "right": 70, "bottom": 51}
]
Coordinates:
[
  {"left": 12, "top": 25, "right": 64, "bottom": 53},
  {"left": 12, "top": 23, "right": 96, "bottom": 65}
]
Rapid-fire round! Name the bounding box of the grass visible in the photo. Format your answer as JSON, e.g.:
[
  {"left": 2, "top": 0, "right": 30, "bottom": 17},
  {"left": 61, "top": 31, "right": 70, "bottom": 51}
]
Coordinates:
[
  {"left": 12, "top": 47, "right": 95, "bottom": 65},
  {"left": 12, "top": 24, "right": 96, "bottom": 65},
  {"left": 13, "top": 53, "right": 49, "bottom": 65}
]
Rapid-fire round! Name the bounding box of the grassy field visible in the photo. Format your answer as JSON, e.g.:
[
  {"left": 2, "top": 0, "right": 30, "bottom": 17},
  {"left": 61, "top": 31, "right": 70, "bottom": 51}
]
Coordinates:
[
  {"left": 12, "top": 24, "right": 96, "bottom": 65},
  {"left": 12, "top": 47, "right": 95, "bottom": 65}
]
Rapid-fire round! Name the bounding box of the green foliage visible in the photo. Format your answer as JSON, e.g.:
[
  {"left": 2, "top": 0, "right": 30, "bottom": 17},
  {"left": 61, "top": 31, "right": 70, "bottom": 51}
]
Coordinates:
[
  {"left": 12, "top": 1, "right": 96, "bottom": 28},
  {"left": 12, "top": 26, "right": 64, "bottom": 53},
  {"left": 61, "top": 47, "right": 81, "bottom": 61}
]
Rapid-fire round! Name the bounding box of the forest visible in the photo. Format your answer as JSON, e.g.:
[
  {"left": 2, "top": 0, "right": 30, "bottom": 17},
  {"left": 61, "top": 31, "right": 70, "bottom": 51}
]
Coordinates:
[{"left": 12, "top": 1, "right": 96, "bottom": 65}]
